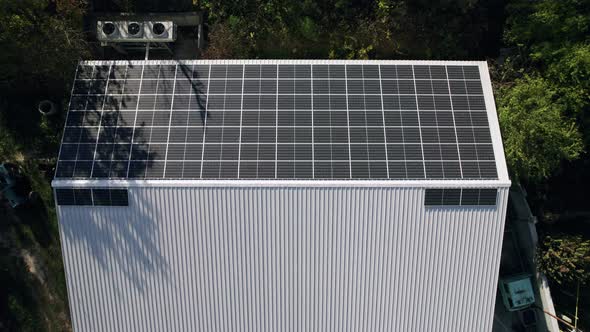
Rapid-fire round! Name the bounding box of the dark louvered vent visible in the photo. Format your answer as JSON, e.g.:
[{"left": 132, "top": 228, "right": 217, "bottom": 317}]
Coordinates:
[
  {"left": 424, "top": 188, "right": 497, "bottom": 206},
  {"left": 55, "top": 188, "right": 129, "bottom": 206}
]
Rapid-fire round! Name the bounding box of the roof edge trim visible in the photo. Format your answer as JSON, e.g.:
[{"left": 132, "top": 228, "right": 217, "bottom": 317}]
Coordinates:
[
  {"left": 79, "top": 59, "right": 490, "bottom": 66},
  {"left": 52, "top": 179, "right": 511, "bottom": 189},
  {"left": 479, "top": 62, "right": 510, "bottom": 182}
]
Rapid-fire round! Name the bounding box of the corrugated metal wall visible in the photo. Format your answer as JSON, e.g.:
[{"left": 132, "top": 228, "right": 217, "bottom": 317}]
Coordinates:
[{"left": 57, "top": 187, "right": 509, "bottom": 332}]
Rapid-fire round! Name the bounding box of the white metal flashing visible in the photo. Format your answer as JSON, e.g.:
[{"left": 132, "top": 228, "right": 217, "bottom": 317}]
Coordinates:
[
  {"left": 79, "top": 59, "right": 495, "bottom": 66},
  {"left": 52, "top": 178, "right": 511, "bottom": 188},
  {"left": 479, "top": 62, "right": 509, "bottom": 182}
]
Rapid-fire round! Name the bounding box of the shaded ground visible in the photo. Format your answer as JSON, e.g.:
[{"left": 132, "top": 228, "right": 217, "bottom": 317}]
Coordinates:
[
  {"left": 495, "top": 186, "right": 589, "bottom": 332},
  {"left": 0, "top": 161, "right": 71, "bottom": 332}
]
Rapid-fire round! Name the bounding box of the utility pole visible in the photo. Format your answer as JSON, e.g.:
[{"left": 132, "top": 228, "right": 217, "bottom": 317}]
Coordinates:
[{"left": 574, "top": 279, "right": 580, "bottom": 331}]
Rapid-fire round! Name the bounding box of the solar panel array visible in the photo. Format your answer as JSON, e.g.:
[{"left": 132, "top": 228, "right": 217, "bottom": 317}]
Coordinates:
[{"left": 55, "top": 61, "right": 498, "bottom": 180}]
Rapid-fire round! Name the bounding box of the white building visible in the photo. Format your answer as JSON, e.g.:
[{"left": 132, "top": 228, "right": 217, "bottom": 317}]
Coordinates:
[{"left": 53, "top": 60, "right": 510, "bottom": 331}]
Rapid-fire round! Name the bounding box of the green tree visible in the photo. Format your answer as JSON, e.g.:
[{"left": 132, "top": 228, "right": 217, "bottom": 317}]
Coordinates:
[
  {"left": 538, "top": 234, "right": 590, "bottom": 285},
  {"left": 196, "top": 0, "right": 492, "bottom": 59},
  {"left": 497, "top": 76, "right": 583, "bottom": 181},
  {"left": 0, "top": 0, "right": 89, "bottom": 158},
  {"left": 498, "top": 0, "right": 590, "bottom": 180},
  {"left": 0, "top": 0, "right": 89, "bottom": 92},
  {"left": 504, "top": 0, "right": 589, "bottom": 66}
]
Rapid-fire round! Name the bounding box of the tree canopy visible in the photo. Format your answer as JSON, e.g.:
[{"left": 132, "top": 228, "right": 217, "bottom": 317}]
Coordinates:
[
  {"left": 498, "top": 0, "right": 590, "bottom": 181},
  {"left": 0, "top": 0, "right": 89, "bottom": 93},
  {"left": 538, "top": 234, "right": 590, "bottom": 285},
  {"left": 497, "top": 76, "right": 583, "bottom": 181},
  {"left": 200, "top": 0, "right": 496, "bottom": 59}
]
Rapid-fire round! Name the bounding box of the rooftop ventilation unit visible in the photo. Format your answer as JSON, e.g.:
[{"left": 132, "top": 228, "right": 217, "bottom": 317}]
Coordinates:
[{"left": 97, "top": 21, "right": 176, "bottom": 43}]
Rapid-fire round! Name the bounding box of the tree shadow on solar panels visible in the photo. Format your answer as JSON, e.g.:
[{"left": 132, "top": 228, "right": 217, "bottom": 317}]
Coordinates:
[
  {"left": 57, "top": 77, "right": 159, "bottom": 179},
  {"left": 177, "top": 64, "right": 208, "bottom": 124}
]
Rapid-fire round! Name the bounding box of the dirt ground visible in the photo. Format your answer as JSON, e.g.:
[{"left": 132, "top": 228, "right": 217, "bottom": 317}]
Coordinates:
[{"left": 0, "top": 194, "right": 71, "bottom": 331}]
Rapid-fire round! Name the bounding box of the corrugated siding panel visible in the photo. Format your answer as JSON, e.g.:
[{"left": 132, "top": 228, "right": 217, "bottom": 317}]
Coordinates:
[{"left": 57, "top": 187, "right": 508, "bottom": 332}]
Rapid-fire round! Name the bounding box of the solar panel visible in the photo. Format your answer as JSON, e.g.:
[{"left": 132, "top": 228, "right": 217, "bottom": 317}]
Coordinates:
[{"left": 55, "top": 61, "right": 499, "bottom": 180}]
